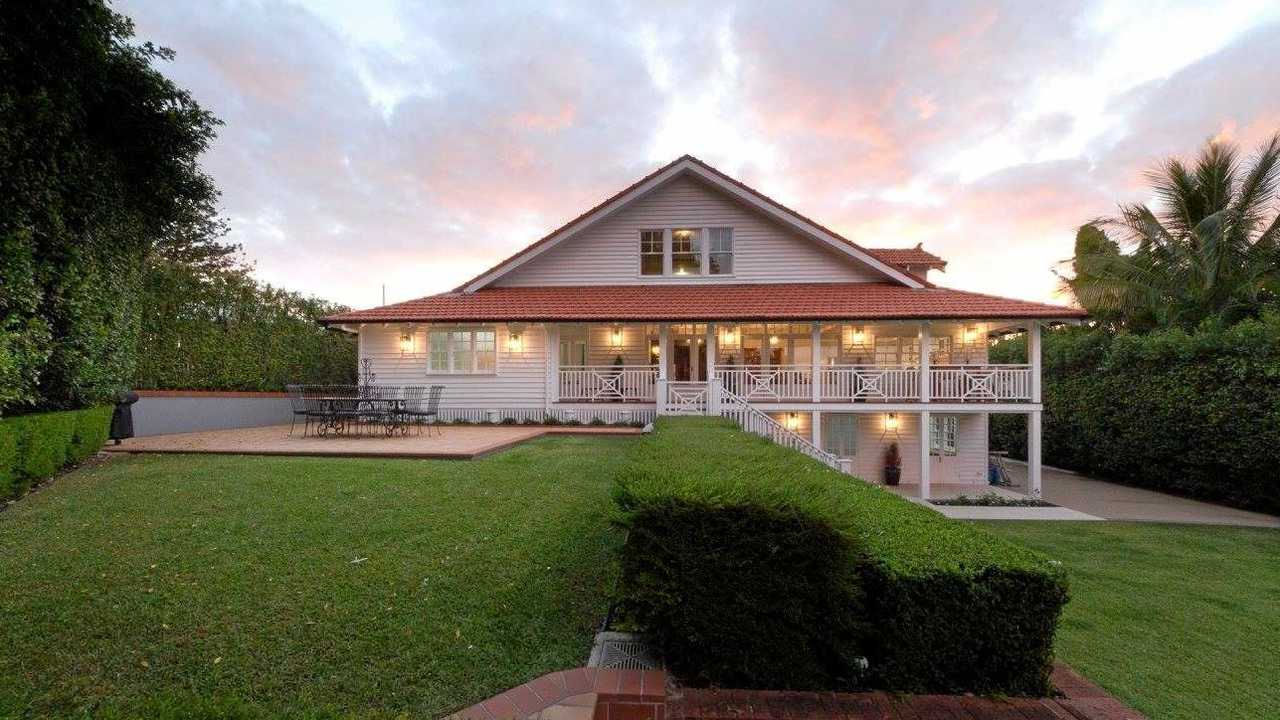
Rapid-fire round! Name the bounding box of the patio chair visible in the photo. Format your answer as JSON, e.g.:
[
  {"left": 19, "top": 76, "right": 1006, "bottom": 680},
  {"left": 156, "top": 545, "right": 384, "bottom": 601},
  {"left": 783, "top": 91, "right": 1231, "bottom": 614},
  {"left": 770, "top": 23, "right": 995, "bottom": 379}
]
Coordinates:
[
  {"left": 404, "top": 385, "right": 444, "bottom": 436},
  {"left": 286, "top": 384, "right": 308, "bottom": 436}
]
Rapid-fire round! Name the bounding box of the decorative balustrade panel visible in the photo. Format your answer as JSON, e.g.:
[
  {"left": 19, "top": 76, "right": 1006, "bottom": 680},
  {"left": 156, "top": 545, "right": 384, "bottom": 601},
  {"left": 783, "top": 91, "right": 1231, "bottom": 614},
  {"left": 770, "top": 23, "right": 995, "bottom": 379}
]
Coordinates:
[
  {"left": 716, "top": 365, "right": 813, "bottom": 401},
  {"left": 666, "top": 381, "right": 709, "bottom": 415},
  {"left": 558, "top": 366, "right": 658, "bottom": 402},
  {"left": 818, "top": 365, "right": 919, "bottom": 401},
  {"left": 929, "top": 365, "right": 1032, "bottom": 401}
]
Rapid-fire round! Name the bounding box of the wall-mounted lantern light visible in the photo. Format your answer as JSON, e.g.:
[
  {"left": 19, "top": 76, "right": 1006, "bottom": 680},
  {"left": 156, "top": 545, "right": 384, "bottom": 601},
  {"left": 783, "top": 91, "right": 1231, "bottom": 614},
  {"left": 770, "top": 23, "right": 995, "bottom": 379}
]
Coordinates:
[
  {"left": 649, "top": 341, "right": 660, "bottom": 359},
  {"left": 962, "top": 325, "right": 979, "bottom": 344},
  {"left": 399, "top": 328, "right": 414, "bottom": 356},
  {"left": 884, "top": 412, "right": 899, "bottom": 432},
  {"left": 843, "top": 324, "right": 873, "bottom": 354},
  {"left": 507, "top": 323, "right": 525, "bottom": 353},
  {"left": 718, "top": 324, "right": 741, "bottom": 351},
  {"left": 609, "top": 324, "right": 625, "bottom": 351},
  {"left": 769, "top": 334, "right": 780, "bottom": 346},
  {"left": 786, "top": 412, "right": 800, "bottom": 431}
]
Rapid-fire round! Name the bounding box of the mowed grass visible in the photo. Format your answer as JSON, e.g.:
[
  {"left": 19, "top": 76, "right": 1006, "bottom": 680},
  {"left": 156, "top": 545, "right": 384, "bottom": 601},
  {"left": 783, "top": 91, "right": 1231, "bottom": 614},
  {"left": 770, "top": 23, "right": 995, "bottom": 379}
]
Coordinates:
[
  {"left": 0, "top": 436, "right": 633, "bottom": 719},
  {"left": 982, "top": 522, "right": 1280, "bottom": 720}
]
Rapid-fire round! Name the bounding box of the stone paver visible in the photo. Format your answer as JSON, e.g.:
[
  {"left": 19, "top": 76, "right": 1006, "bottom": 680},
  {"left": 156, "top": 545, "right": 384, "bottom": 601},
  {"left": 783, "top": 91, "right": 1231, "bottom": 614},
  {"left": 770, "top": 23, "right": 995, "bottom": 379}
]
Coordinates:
[
  {"left": 1004, "top": 460, "right": 1280, "bottom": 527},
  {"left": 104, "top": 423, "right": 640, "bottom": 460}
]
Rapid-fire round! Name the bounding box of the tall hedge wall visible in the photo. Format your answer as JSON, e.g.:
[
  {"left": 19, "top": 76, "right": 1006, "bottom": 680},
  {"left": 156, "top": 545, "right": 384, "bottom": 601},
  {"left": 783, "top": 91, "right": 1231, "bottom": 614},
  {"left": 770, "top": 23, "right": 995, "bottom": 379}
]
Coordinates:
[
  {"left": 133, "top": 267, "right": 356, "bottom": 392},
  {"left": 615, "top": 417, "right": 1067, "bottom": 695},
  {"left": 990, "top": 315, "right": 1280, "bottom": 514},
  {"left": 0, "top": 406, "right": 111, "bottom": 500}
]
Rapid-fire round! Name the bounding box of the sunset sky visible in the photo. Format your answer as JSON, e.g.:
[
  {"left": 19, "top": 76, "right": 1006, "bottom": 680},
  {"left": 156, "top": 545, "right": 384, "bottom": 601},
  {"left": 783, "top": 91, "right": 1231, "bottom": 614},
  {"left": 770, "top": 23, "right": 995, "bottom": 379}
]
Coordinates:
[{"left": 119, "top": 0, "right": 1280, "bottom": 309}]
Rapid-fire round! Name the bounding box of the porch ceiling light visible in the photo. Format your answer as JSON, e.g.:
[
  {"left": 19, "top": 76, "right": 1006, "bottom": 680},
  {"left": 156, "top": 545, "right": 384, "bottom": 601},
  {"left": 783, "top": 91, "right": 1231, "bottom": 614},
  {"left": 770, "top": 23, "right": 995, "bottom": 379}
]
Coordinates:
[{"left": 884, "top": 412, "right": 899, "bottom": 432}]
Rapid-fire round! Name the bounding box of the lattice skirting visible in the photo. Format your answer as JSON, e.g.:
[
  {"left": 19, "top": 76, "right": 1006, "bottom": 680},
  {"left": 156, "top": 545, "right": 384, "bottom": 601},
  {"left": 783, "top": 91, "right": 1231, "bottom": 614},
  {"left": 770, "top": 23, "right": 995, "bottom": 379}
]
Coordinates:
[{"left": 436, "top": 407, "right": 656, "bottom": 426}]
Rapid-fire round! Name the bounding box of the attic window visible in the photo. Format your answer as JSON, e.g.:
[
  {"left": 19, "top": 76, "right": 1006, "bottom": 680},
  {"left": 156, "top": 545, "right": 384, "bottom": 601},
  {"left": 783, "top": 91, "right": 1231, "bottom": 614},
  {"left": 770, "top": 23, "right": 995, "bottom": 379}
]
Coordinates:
[
  {"left": 709, "top": 227, "right": 733, "bottom": 275},
  {"left": 640, "top": 230, "right": 664, "bottom": 275},
  {"left": 671, "top": 229, "right": 701, "bottom": 275}
]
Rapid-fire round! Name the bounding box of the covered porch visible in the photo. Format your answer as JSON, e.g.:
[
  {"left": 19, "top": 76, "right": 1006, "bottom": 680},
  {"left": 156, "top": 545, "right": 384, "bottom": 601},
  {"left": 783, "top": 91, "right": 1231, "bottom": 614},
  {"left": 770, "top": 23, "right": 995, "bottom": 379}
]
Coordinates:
[{"left": 548, "top": 320, "right": 1042, "bottom": 405}]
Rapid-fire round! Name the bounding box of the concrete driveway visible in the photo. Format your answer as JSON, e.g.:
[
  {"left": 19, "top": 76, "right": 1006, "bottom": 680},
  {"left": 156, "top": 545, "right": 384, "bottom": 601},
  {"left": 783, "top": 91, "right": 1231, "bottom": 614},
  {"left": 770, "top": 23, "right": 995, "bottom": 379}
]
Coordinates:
[{"left": 1005, "top": 460, "right": 1280, "bottom": 527}]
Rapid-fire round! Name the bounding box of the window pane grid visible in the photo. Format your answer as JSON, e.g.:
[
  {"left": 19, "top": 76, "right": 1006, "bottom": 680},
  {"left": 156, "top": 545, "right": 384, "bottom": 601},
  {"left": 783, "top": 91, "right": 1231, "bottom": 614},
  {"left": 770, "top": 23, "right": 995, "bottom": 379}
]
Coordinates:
[{"left": 427, "top": 328, "right": 497, "bottom": 374}]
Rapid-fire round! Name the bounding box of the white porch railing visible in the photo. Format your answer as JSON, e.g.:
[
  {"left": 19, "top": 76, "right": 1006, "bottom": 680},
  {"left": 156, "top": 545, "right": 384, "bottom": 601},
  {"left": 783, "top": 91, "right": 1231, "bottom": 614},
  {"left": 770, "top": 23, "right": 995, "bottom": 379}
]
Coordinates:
[
  {"left": 665, "top": 381, "right": 709, "bottom": 415},
  {"left": 818, "top": 365, "right": 919, "bottom": 401},
  {"left": 714, "top": 380, "right": 839, "bottom": 469},
  {"left": 929, "top": 365, "right": 1032, "bottom": 401},
  {"left": 558, "top": 366, "right": 658, "bottom": 402},
  {"left": 716, "top": 365, "right": 812, "bottom": 401},
  {"left": 712, "top": 363, "right": 1034, "bottom": 402}
]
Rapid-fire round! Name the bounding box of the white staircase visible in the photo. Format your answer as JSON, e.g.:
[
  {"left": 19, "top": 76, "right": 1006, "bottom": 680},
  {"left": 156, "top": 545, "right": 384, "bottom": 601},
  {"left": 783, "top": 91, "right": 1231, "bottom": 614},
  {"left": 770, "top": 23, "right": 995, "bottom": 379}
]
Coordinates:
[{"left": 654, "top": 378, "right": 840, "bottom": 469}]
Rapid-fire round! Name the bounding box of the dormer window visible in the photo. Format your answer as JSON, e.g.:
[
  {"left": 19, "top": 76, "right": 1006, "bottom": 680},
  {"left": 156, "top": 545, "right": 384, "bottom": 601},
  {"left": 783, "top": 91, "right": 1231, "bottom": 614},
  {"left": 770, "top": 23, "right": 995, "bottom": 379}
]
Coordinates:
[
  {"left": 671, "top": 229, "right": 701, "bottom": 275},
  {"left": 638, "top": 227, "right": 734, "bottom": 277}
]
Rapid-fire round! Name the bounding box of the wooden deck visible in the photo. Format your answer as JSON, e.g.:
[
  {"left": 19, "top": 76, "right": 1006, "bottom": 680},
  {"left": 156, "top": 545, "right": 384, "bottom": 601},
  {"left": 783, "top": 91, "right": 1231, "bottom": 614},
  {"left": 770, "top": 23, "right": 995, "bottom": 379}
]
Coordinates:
[{"left": 104, "top": 423, "right": 642, "bottom": 460}]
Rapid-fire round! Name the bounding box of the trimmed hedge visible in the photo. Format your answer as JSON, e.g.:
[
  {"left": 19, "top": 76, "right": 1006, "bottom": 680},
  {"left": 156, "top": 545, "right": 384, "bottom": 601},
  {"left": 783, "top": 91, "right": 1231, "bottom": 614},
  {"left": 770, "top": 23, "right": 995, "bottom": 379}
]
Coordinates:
[
  {"left": 614, "top": 417, "right": 1067, "bottom": 695},
  {"left": 0, "top": 406, "right": 110, "bottom": 500},
  {"left": 990, "top": 316, "right": 1280, "bottom": 514}
]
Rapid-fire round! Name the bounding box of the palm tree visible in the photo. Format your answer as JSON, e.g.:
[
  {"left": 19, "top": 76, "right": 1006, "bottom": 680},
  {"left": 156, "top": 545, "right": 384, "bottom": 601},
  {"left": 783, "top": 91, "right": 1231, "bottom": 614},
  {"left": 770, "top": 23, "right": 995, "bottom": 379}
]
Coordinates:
[{"left": 1065, "top": 133, "right": 1280, "bottom": 331}]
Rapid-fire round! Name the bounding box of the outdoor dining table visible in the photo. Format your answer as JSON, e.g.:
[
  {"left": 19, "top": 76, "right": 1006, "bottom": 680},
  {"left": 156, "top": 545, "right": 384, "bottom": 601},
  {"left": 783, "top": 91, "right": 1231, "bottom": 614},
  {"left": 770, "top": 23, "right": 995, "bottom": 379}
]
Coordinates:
[{"left": 312, "top": 396, "right": 410, "bottom": 436}]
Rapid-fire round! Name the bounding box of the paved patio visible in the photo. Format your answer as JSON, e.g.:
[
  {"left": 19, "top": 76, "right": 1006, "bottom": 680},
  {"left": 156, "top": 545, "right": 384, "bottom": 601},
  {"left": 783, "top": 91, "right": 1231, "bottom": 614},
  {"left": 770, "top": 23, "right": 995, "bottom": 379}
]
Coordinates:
[
  {"left": 104, "top": 423, "right": 641, "bottom": 460},
  {"left": 1004, "top": 460, "right": 1280, "bottom": 527}
]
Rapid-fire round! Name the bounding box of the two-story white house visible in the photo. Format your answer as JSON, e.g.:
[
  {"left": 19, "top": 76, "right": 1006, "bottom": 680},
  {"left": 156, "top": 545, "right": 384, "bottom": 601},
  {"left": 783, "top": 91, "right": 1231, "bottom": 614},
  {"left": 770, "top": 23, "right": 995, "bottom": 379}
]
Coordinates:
[{"left": 321, "top": 156, "right": 1085, "bottom": 498}]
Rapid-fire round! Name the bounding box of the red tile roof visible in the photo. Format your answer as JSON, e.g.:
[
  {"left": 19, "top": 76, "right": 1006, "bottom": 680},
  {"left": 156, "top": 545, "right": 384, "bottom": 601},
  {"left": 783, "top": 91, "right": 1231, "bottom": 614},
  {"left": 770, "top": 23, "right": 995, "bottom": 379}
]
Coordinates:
[
  {"left": 868, "top": 246, "right": 947, "bottom": 269},
  {"left": 321, "top": 283, "right": 1085, "bottom": 324}
]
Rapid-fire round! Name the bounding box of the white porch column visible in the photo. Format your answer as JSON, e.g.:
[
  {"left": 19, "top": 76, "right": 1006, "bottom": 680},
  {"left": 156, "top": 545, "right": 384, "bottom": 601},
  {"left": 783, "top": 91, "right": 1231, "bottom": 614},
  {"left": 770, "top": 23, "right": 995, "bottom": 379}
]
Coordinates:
[
  {"left": 656, "top": 323, "right": 670, "bottom": 415},
  {"left": 810, "top": 322, "right": 822, "bottom": 402},
  {"left": 811, "top": 411, "right": 822, "bottom": 450},
  {"left": 705, "top": 323, "right": 718, "bottom": 414},
  {"left": 1028, "top": 410, "right": 1043, "bottom": 498},
  {"left": 919, "top": 321, "right": 931, "bottom": 403},
  {"left": 544, "top": 323, "right": 560, "bottom": 411},
  {"left": 1029, "top": 321, "right": 1042, "bottom": 403},
  {"left": 918, "top": 410, "right": 931, "bottom": 500}
]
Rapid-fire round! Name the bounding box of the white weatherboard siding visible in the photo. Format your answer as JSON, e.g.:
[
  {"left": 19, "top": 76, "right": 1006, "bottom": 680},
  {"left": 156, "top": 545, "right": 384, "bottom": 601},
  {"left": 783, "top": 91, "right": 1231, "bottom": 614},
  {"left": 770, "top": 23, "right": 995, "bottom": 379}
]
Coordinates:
[
  {"left": 494, "top": 175, "right": 879, "bottom": 287},
  {"left": 359, "top": 324, "right": 548, "bottom": 409},
  {"left": 828, "top": 411, "right": 987, "bottom": 486}
]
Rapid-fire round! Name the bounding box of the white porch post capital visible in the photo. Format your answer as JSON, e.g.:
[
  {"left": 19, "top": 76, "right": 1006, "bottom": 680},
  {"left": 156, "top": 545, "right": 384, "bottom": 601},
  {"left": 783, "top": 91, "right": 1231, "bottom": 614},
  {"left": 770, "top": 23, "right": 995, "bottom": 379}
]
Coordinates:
[
  {"left": 1028, "top": 410, "right": 1043, "bottom": 498},
  {"left": 919, "top": 322, "right": 932, "bottom": 403},
  {"left": 810, "top": 322, "right": 822, "bottom": 402},
  {"left": 918, "top": 410, "right": 931, "bottom": 500},
  {"left": 1029, "top": 321, "right": 1042, "bottom": 404}
]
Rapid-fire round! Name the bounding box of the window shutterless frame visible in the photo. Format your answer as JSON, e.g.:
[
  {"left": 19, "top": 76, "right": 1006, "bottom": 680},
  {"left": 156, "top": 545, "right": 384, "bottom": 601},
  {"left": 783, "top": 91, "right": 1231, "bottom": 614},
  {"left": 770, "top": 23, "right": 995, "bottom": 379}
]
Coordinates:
[
  {"left": 638, "top": 227, "right": 733, "bottom": 277},
  {"left": 426, "top": 326, "right": 498, "bottom": 374}
]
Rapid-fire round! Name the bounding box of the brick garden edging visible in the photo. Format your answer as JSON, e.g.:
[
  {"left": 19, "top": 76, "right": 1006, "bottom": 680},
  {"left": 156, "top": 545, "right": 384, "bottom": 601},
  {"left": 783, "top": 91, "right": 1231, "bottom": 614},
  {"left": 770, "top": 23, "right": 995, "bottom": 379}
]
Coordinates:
[{"left": 445, "top": 664, "right": 1145, "bottom": 720}]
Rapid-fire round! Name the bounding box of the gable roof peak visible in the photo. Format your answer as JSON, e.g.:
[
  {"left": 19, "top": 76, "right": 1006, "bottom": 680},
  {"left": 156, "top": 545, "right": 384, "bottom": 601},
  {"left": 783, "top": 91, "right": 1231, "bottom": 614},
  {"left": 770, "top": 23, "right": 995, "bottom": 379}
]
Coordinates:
[{"left": 458, "top": 155, "right": 925, "bottom": 293}]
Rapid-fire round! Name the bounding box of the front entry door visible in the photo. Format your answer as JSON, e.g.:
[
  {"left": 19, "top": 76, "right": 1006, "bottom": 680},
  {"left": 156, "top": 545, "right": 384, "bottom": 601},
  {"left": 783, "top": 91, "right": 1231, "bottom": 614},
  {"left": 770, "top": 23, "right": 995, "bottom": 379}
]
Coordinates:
[{"left": 672, "top": 342, "right": 704, "bottom": 381}]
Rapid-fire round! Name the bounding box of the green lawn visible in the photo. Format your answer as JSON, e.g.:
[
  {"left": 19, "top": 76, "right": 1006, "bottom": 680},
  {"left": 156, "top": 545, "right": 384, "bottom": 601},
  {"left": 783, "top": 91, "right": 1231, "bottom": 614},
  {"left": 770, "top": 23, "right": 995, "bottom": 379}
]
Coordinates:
[
  {"left": 0, "top": 436, "right": 633, "bottom": 719},
  {"left": 982, "top": 522, "right": 1280, "bottom": 720}
]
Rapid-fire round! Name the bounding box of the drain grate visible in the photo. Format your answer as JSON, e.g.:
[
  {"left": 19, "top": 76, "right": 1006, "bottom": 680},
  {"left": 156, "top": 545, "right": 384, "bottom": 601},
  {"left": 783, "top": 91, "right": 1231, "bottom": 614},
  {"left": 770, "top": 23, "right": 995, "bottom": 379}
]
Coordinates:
[{"left": 588, "top": 631, "right": 661, "bottom": 670}]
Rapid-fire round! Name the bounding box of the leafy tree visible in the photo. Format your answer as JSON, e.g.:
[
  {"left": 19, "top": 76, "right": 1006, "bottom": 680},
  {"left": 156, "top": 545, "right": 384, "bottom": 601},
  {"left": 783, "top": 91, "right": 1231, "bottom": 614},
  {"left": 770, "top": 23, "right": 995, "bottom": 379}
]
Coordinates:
[
  {"left": 1064, "top": 134, "right": 1280, "bottom": 332},
  {"left": 0, "top": 1, "right": 224, "bottom": 413}
]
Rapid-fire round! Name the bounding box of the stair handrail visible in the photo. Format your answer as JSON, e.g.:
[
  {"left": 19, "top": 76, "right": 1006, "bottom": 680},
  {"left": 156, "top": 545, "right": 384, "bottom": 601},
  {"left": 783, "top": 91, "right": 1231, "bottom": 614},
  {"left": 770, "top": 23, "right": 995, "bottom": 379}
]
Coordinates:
[{"left": 712, "top": 379, "right": 840, "bottom": 469}]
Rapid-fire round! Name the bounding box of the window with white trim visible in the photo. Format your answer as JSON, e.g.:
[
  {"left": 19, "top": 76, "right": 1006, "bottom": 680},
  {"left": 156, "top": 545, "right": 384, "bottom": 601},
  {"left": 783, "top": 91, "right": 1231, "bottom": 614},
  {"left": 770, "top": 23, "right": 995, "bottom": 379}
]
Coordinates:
[
  {"left": 929, "top": 415, "right": 958, "bottom": 456},
  {"left": 427, "top": 327, "right": 497, "bottom": 374},
  {"left": 709, "top": 227, "right": 733, "bottom": 275},
  {"left": 821, "top": 413, "right": 858, "bottom": 458},
  {"left": 640, "top": 230, "right": 664, "bottom": 275},
  {"left": 671, "top": 229, "right": 701, "bottom": 275}
]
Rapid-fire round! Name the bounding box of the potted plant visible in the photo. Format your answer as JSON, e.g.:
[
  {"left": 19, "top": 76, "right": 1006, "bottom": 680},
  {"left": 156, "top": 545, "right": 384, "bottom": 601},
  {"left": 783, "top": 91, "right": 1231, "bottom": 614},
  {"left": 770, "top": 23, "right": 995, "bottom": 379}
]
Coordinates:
[{"left": 883, "top": 442, "right": 902, "bottom": 486}]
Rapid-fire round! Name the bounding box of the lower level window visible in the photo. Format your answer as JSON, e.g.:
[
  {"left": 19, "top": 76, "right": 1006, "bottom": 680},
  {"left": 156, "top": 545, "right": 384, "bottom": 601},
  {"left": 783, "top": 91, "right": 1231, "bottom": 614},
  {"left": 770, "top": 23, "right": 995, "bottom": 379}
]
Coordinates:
[
  {"left": 822, "top": 413, "right": 858, "bottom": 458},
  {"left": 428, "top": 327, "right": 496, "bottom": 373},
  {"left": 929, "top": 415, "right": 958, "bottom": 456}
]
